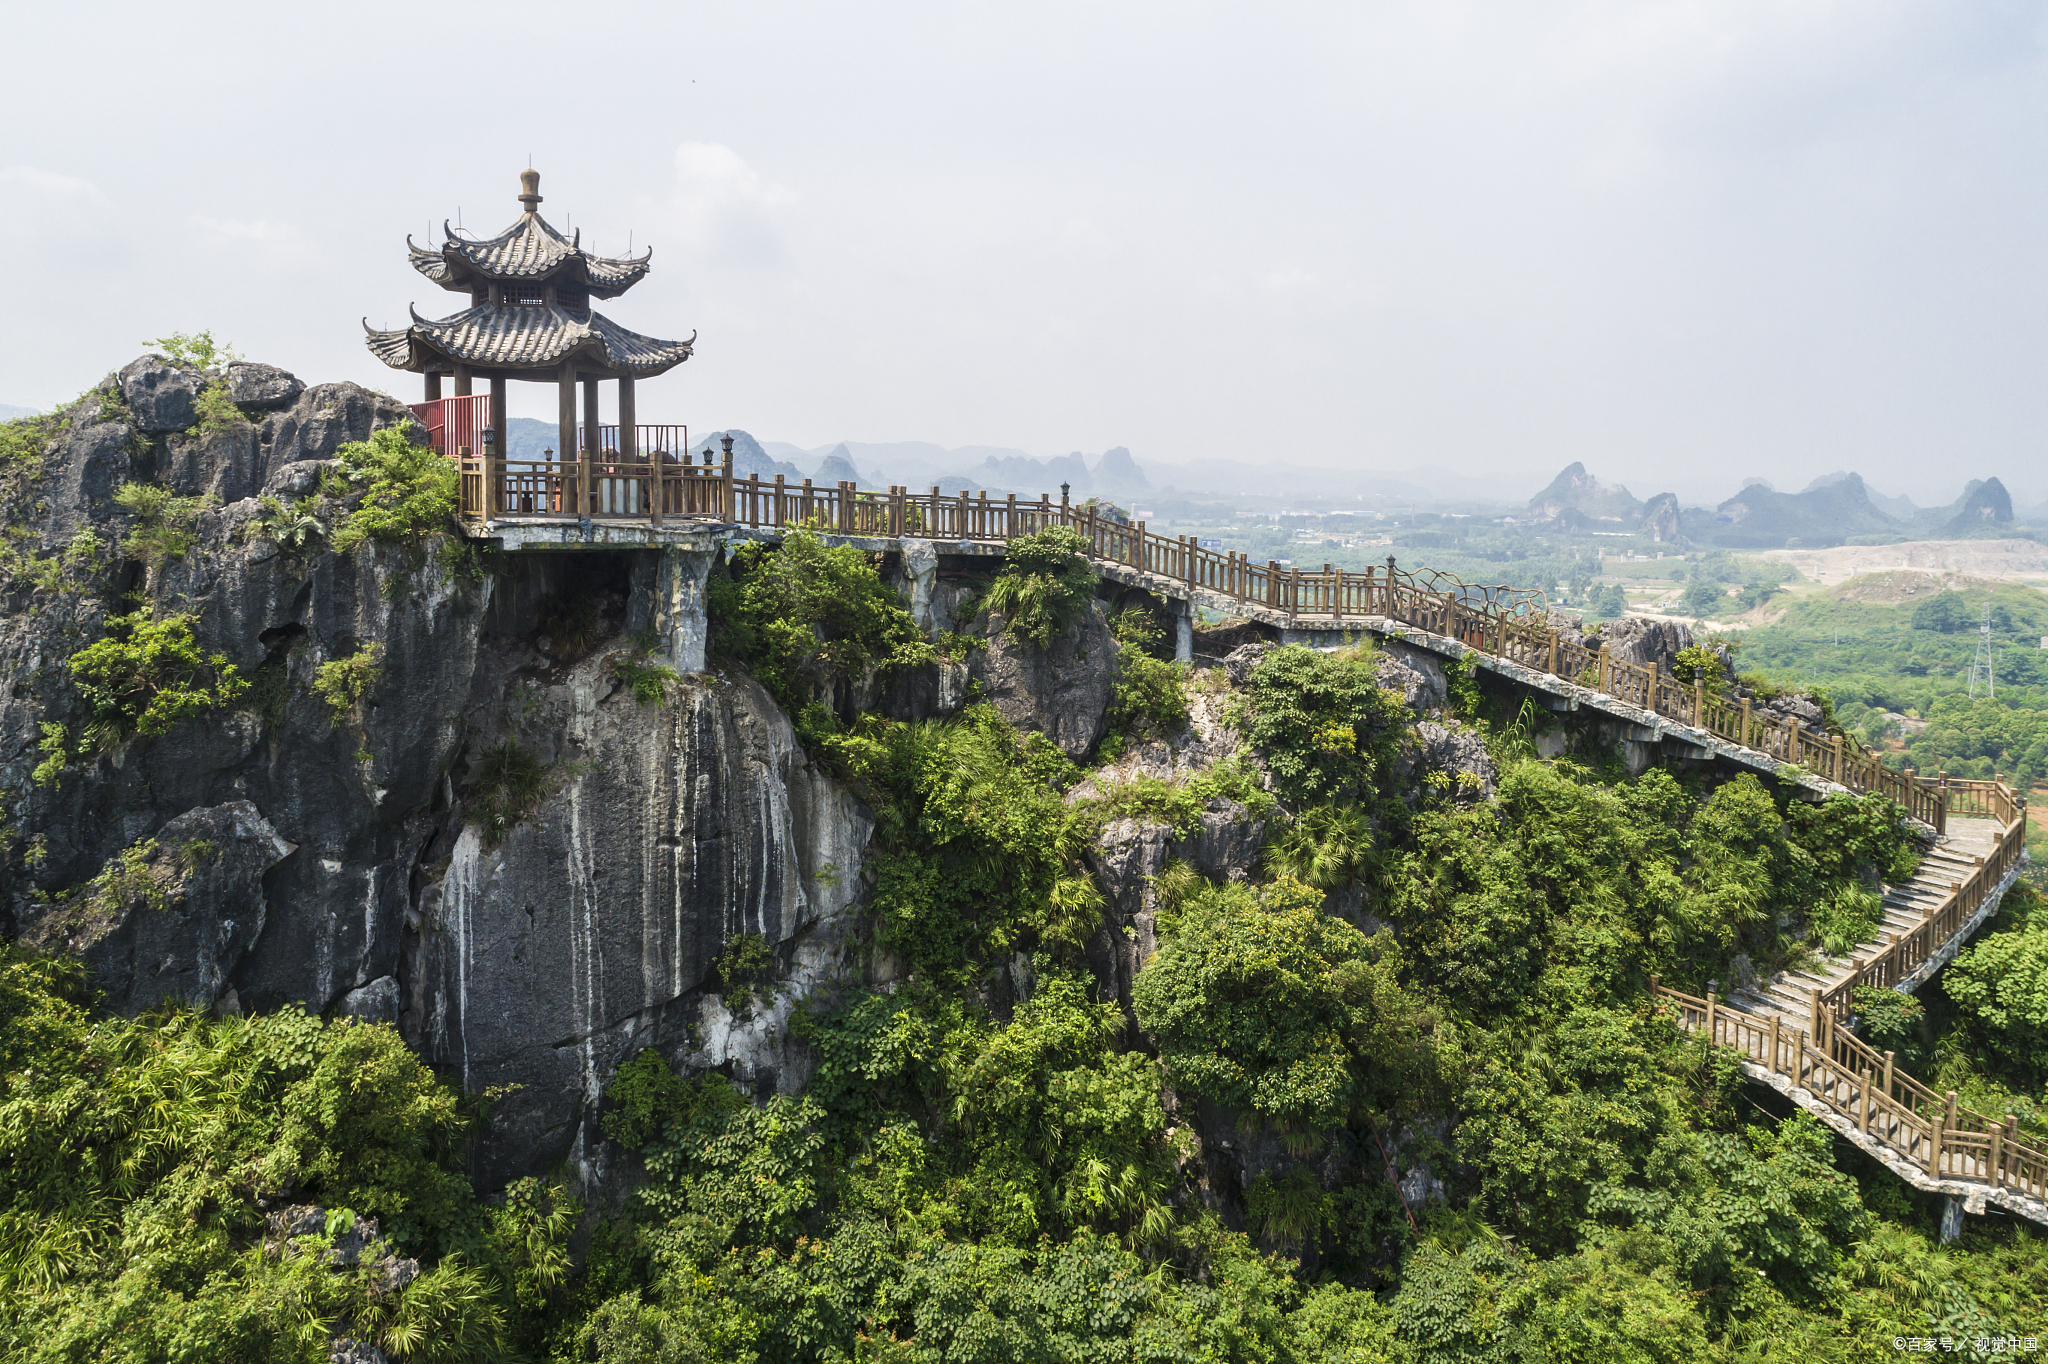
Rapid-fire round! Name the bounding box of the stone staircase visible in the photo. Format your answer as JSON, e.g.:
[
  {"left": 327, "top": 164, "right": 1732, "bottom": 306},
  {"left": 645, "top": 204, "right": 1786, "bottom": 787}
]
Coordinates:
[{"left": 1725, "top": 817, "right": 2007, "bottom": 1033}]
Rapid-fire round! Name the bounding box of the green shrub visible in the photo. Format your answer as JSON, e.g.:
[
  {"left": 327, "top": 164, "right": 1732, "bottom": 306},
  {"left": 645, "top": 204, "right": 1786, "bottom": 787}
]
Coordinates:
[
  {"left": 143, "top": 329, "right": 240, "bottom": 370},
  {"left": 1106, "top": 608, "right": 1188, "bottom": 739},
  {"left": 192, "top": 379, "right": 252, "bottom": 434},
  {"left": 312, "top": 643, "right": 383, "bottom": 724},
  {"left": 1944, "top": 924, "right": 2048, "bottom": 1082},
  {"left": 1264, "top": 800, "right": 1376, "bottom": 890},
  {"left": 1132, "top": 876, "right": 1423, "bottom": 1131},
  {"left": 0, "top": 944, "right": 568, "bottom": 1360},
  {"left": 329, "top": 427, "right": 459, "bottom": 551},
  {"left": 66, "top": 609, "right": 248, "bottom": 747},
  {"left": 243, "top": 495, "right": 325, "bottom": 552},
  {"left": 984, "top": 526, "right": 1098, "bottom": 647},
  {"left": 1236, "top": 644, "right": 1407, "bottom": 807},
  {"left": 709, "top": 525, "right": 933, "bottom": 723},
  {"left": 465, "top": 738, "right": 549, "bottom": 847},
  {"left": 613, "top": 657, "right": 685, "bottom": 703},
  {"left": 113, "top": 480, "right": 213, "bottom": 566}
]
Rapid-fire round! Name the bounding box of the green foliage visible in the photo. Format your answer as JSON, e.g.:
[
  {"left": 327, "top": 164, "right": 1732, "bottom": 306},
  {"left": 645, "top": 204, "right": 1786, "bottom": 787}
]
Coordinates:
[
  {"left": 66, "top": 609, "right": 248, "bottom": 748},
  {"left": 1237, "top": 644, "right": 1407, "bottom": 806},
  {"left": 328, "top": 427, "right": 459, "bottom": 551},
  {"left": 463, "top": 738, "right": 549, "bottom": 848},
  {"left": 1106, "top": 607, "right": 1190, "bottom": 739},
  {"left": 983, "top": 525, "right": 1099, "bottom": 647},
  {"left": 113, "top": 480, "right": 213, "bottom": 567},
  {"left": 243, "top": 495, "right": 325, "bottom": 552},
  {"left": 143, "top": 329, "right": 241, "bottom": 371},
  {"left": 31, "top": 721, "right": 69, "bottom": 787},
  {"left": 1264, "top": 800, "right": 1377, "bottom": 891},
  {"left": 1853, "top": 984, "right": 1931, "bottom": 1071},
  {"left": 1945, "top": 919, "right": 2048, "bottom": 1083},
  {"left": 312, "top": 643, "right": 383, "bottom": 724},
  {"left": 614, "top": 657, "right": 686, "bottom": 704},
  {"left": 818, "top": 705, "right": 1103, "bottom": 979},
  {"left": 0, "top": 948, "right": 564, "bottom": 1361},
  {"left": 1134, "top": 876, "right": 1426, "bottom": 1131},
  {"left": 709, "top": 525, "right": 934, "bottom": 724},
  {"left": 600, "top": 1049, "right": 692, "bottom": 1150},
  {"left": 1680, "top": 579, "right": 1724, "bottom": 617},
  {"left": 192, "top": 378, "right": 253, "bottom": 434}
]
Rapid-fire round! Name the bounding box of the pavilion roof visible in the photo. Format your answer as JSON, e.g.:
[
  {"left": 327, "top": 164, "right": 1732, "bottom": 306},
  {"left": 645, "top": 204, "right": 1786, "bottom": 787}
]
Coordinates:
[
  {"left": 362, "top": 303, "right": 694, "bottom": 379},
  {"left": 408, "top": 213, "right": 651, "bottom": 299}
]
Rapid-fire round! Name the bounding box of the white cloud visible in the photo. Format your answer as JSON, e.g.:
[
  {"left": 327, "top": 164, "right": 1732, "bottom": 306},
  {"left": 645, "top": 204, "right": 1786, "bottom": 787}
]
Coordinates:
[
  {"left": 0, "top": 165, "right": 102, "bottom": 199},
  {"left": 665, "top": 142, "right": 797, "bottom": 272},
  {"left": 188, "top": 215, "right": 325, "bottom": 266}
]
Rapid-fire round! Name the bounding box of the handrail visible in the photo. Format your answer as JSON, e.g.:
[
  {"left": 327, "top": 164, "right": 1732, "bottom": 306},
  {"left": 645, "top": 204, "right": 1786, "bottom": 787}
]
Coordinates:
[
  {"left": 438, "top": 456, "right": 2020, "bottom": 845},
  {"left": 1652, "top": 973, "right": 2044, "bottom": 1209}
]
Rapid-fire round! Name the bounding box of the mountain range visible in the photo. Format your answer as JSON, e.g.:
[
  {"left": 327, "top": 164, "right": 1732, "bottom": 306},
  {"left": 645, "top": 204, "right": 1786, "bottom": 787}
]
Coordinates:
[{"left": 1527, "top": 463, "right": 2031, "bottom": 548}]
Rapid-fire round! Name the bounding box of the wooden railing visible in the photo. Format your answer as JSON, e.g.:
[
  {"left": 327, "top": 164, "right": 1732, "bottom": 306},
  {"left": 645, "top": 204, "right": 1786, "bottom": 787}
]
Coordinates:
[
  {"left": 1807, "top": 781, "right": 2026, "bottom": 1028},
  {"left": 1653, "top": 975, "right": 2046, "bottom": 1210},
  {"left": 438, "top": 457, "right": 2018, "bottom": 838},
  {"left": 454, "top": 450, "right": 730, "bottom": 525}
]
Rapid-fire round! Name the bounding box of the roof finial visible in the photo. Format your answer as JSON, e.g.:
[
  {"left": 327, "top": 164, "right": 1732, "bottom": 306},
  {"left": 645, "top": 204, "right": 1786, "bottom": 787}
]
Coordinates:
[{"left": 518, "top": 168, "right": 542, "bottom": 214}]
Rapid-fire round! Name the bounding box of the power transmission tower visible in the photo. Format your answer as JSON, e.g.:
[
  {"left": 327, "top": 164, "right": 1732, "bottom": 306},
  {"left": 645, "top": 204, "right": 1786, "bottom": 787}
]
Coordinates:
[{"left": 1968, "top": 604, "right": 1995, "bottom": 699}]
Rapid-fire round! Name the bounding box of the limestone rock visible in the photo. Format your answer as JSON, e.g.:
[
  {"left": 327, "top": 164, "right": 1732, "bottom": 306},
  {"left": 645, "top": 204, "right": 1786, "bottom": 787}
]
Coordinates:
[
  {"left": 225, "top": 361, "right": 304, "bottom": 410},
  {"left": 1600, "top": 616, "right": 1692, "bottom": 674},
  {"left": 1221, "top": 642, "right": 1271, "bottom": 688},
  {"left": 1400, "top": 721, "right": 1497, "bottom": 804},
  {"left": 19, "top": 800, "right": 294, "bottom": 1013},
  {"left": 117, "top": 355, "right": 202, "bottom": 432},
  {"left": 262, "top": 458, "right": 331, "bottom": 499},
  {"left": 1374, "top": 642, "right": 1448, "bottom": 712},
  {"left": 970, "top": 600, "right": 1117, "bottom": 759}
]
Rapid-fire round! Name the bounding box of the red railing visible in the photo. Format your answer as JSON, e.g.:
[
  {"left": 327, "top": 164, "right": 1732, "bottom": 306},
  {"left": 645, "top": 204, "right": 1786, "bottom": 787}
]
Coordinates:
[{"left": 409, "top": 394, "right": 491, "bottom": 458}]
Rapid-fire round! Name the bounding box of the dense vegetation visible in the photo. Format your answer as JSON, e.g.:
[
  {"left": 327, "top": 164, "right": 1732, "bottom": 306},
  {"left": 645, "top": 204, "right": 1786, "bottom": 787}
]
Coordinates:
[{"left": 7, "top": 527, "right": 2048, "bottom": 1360}]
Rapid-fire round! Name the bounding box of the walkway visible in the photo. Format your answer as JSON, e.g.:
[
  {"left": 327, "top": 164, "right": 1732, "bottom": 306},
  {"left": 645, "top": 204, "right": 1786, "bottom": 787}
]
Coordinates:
[{"left": 1652, "top": 795, "right": 2041, "bottom": 1230}]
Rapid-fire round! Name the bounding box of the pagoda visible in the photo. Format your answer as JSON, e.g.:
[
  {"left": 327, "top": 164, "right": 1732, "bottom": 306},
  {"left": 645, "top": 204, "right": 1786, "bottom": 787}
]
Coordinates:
[{"left": 364, "top": 169, "right": 694, "bottom": 474}]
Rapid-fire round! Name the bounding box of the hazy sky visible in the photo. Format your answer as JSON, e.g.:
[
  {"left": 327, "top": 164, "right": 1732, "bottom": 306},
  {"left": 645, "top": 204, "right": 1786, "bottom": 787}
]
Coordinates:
[{"left": 5, "top": 1, "right": 2047, "bottom": 506}]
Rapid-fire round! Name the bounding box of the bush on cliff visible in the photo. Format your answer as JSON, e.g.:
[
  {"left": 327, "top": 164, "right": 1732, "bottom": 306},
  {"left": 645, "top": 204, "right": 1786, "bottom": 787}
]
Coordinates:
[
  {"left": 66, "top": 608, "right": 248, "bottom": 749},
  {"left": 328, "top": 427, "right": 459, "bottom": 552},
  {"left": 984, "top": 525, "right": 1098, "bottom": 647},
  {"left": 710, "top": 525, "right": 934, "bottom": 722},
  {"left": 1237, "top": 644, "right": 1407, "bottom": 807}
]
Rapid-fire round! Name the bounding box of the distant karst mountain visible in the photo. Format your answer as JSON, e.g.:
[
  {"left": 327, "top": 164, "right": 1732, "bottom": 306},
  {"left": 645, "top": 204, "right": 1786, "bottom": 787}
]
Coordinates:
[
  {"left": 1926, "top": 477, "right": 2015, "bottom": 538},
  {"left": 1527, "top": 462, "right": 1643, "bottom": 523},
  {"left": 1695, "top": 473, "right": 1897, "bottom": 548},
  {"left": 0, "top": 402, "right": 37, "bottom": 422}
]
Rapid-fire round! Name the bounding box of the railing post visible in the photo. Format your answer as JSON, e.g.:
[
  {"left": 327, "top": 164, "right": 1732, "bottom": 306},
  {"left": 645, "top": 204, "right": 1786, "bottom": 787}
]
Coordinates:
[
  {"left": 1704, "top": 989, "right": 1716, "bottom": 1041},
  {"left": 1881, "top": 1048, "right": 1894, "bottom": 1100},
  {"left": 1547, "top": 630, "right": 1559, "bottom": 676},
  {"left": 1931, "top": 1097, "right": 1949, "bottom": 1175},
  {"left": 1740, "top": 695, "right": 1751, "bottom": 748},
  {"left": 1811, "top": 988, "right": 1824, "bottom": 1047},
  {"left": 1597, "top": 649, "right": 1610, "bottom": 695},
  {"left": 1134, "top": 519, "right": 1147, "bottom": 571},
  {"left": 1005, "top": 493, "right": 1017, "bottom": 539},
  {"left": 1645, "top": 660, "right": 1659, "bottom": 715},
  {"left": 1858, "top": 1069, "right": 1872, "bottom": 1135},
  {"left": 1990, "top": 1117, "right": 2006, "bottom": 1187},
  {"left": 1694, "top": 679, "right": 1705, "bottom": 727},
  {"left": 1769, "top": 1013, "right": 1782, "bottom": 1073},
  {"left": 1287, "top": 564, "right": 1299, "bottom": 621}
]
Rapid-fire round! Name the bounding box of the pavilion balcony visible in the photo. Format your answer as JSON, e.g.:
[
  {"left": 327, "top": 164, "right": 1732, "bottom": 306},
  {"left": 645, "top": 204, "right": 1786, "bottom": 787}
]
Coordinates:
[{"left": 411, "top": 395, "right": 727, "bottom": 525}]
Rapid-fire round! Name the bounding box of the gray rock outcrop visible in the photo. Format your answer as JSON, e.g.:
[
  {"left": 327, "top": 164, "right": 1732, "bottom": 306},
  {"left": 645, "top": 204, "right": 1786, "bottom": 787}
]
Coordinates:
[
  {"left": 1599, "top": 616, "right": 1692, "bottom": 674},
  {"left": 971, "top": 600, "right": 1118, "bottom": 758},
  {"left": 1, "top": 360, "right": 878, "bottom": 1187}
]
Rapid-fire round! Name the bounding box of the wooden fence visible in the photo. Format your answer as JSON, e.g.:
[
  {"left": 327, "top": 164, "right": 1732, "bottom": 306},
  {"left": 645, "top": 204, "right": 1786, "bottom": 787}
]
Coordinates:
[
  {"left": 1807, "top": 782, "right": 2026, "bottom": 1028},
  {"left": 447, "top": 461, "right": 2026, "bottom": 838},
  {"left": 1653, "top": 973, "right": 2045, "bottom": 1208}
]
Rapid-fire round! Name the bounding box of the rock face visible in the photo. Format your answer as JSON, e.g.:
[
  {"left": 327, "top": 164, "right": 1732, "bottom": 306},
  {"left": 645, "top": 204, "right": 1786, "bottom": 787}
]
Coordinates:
[
  {"left": 1, "top": 360, "right": 877, "bottom": 1187},
  {"left": 1599, "top": 616, "right": 1692, "bottom": 674},
  {"left": 970, "top": 600, "right": 1118, "bottom": 758}
]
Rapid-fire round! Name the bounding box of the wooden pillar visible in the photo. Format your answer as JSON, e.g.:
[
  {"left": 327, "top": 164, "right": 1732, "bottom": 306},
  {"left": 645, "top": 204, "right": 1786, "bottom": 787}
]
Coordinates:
[
  {"left": 488, "top": 375, "right": 508, "bottom": 487},
  {"left": 453, "top": 364, "right": 473, "bottom": 397},
  {"left": 425, "top": 372, "right": 442, "bottom": 402},
  {"left": 1769, "top": 1013, "right": 1782, "bottom": 1074},
  {"left": 557, "top": 362, "right": 578, "bottom": 512},
  {"left": 1645, "top": 660, "right": 1659, "bottom": 715},
  {"left": 620, "top": 375, "right": 650, "bottom": 523},
  {"left": 582, "top": 376, "right": 601, "bottom": 515}
]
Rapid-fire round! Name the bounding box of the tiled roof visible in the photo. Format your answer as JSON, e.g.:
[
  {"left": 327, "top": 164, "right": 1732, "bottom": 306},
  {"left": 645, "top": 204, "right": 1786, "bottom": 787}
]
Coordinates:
[
  {"left": 407, "top": 213, "right": 651, "bottom": 299},
  {"left": 363, "top": 304, "right": 694, "bottom": 378}
]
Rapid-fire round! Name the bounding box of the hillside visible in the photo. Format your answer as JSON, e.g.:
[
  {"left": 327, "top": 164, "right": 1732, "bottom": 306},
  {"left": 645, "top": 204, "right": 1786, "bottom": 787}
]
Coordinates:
[
  {"left": 1695, "top": 472, "right": 1900, "bottom": 548},
  {"left": 2, "top": 359, "right": 2046, "bottom": 1358}
]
